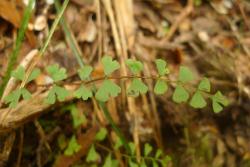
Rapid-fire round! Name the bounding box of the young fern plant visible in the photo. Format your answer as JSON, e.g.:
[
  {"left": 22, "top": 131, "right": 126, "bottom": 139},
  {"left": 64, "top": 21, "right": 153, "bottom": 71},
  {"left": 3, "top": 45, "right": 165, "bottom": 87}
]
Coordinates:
[
  {"left": 59, "top": 102, "right": 171, "bottom": 166},
  {"left": 45, "top": 64, "right": 69, "bottom": 104},
  {"left": 4, "top": 66, "right": 40, "bottom": 107},
  {"left": 72, "top": 126, "right": 171, "bottom": 167},
  {"left": 4, "top": 56, "right": 229, "bottom": 113}
]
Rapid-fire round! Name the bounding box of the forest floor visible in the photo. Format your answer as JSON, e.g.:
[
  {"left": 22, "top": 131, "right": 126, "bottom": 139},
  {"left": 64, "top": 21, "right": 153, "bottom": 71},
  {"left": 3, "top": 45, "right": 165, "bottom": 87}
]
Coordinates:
[{"left": 0, "top": 0, "right": 250, "bottom": 167}]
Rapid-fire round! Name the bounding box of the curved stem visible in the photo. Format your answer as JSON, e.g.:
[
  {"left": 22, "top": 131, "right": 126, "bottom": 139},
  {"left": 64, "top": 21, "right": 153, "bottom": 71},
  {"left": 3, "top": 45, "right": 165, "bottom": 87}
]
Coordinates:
[
  {"left": 37, "top": 75, "right": 173, "bottom": 87},
  {"left": 98, "top": 102, "right": 131, "bottom": 154}
]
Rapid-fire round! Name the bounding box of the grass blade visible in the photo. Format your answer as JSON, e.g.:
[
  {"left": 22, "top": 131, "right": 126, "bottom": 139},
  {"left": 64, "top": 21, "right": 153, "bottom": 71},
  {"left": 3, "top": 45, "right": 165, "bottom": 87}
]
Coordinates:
[
  {"left": 54, "top": 0, "right": 84, "bottom": 68},
  {"left": 39, "top": 0, "right": 69, "bottom": 57},
  {"left": 0, "top": 0, "right": 35, "bottom": 97}
]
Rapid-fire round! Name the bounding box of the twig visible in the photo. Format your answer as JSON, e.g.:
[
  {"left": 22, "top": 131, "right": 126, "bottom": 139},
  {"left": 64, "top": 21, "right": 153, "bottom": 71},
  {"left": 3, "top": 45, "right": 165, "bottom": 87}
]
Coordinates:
[
  {"left": 16, "top": 127, "right": 24, "bottom": 167},
  {"left": 34, "top": 120, "right": 51, "bottom": 152},
  {"left": 144, "top": 64, "right": 163, "bottom": 148},
  {"left": 166, "top": 0, "right": 193, "bottom": 41},
  {"left": 236, "top": 0, "right": 250, "bottom": 30},
  {"left": 0, "top": 132, "right": 16, "bottom": 166},
  {"left": 36, "top": 75, "right": 164, "bottom": 88}
]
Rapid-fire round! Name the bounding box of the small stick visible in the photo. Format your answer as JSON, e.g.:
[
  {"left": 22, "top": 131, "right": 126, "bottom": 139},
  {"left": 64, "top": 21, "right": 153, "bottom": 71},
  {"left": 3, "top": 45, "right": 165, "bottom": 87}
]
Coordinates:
[{"left": 16, "top": 127, "right": 24, "bottom": 167}]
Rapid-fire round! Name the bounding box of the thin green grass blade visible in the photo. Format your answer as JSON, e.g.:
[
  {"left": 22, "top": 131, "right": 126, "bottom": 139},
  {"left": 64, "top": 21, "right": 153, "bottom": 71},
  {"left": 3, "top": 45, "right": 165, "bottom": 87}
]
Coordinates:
[
  {"left": 0, "top": 0, "right": 35, "bottom": 97},
  {"left": 54, "top": 0, "right": 84, "bottom": 68},
  {"left": 39, "top": 0, "right": 69, "bottom": 57},
  {"left": 19, "top": 0, "right": 69, "bottom": 86}
]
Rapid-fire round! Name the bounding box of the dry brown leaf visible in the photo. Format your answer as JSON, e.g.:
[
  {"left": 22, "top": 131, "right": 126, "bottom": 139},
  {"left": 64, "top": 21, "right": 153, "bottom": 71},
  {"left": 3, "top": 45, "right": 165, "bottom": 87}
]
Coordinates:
[
  {"left": 0, "top": 0, "right": 36, "bottom": 47},
  {"left": 0, "top": 0, "right": 21, "bottom": 27},
  {"left": 78, "top": 17, "right": 97, "bottom": 42},
  {"left": 53, "top": 126, "right": 99, "bottom": 167}
]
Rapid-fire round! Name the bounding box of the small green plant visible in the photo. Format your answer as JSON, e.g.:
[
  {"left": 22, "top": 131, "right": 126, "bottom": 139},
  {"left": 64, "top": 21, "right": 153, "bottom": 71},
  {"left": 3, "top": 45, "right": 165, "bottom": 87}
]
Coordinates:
[
  {"left": 64, "top": 135, "right": 81, "bottom": 156},
  {"left": 3, "top": 56, "right": 229, "bottom": 166},
  {"left": 82, "top": 127, "right": 171, "bottom": 167},
  {"left": 4, "top": 56, "right": 229, "bottom": 113},
  {"left": 45, "top": 64, "right": 69, "bottom": 104},
  {"left": 4, "top": 66, "right": 40, "bottom": 107}
]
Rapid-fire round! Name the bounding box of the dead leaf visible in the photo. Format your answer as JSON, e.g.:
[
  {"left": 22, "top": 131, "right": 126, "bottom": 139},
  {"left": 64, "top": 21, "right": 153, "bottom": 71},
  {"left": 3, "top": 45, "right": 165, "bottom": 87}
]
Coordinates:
[
  {"left": 53, "top": 126, "right": 99, "bottom": 167},
  {"left": 0, "top": 0, "right": 36, "bottom": 47},
  {"left": 0, "top": 0, "right": 21, "bottom": 27},
  {"left": 78, "top": 17, "right": 97, "bottom": 42}
]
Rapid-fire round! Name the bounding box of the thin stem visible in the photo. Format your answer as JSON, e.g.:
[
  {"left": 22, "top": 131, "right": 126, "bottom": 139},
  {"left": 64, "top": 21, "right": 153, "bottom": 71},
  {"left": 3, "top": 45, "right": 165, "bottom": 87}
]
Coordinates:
[
  {"left": 98, "top": 102, "right": 131, "bottom": 154},
  {"left": 20, "top": 0, "right": 70, "bottom": 88},
  {"left": 96, "top": 143, "right": 163, "bottom": 163},
  {"left": 37, "top": 75, "right": 172, "bottom": 87},
  {"left": 54, "top": 0, "right": 84, "bottom": 68},
  {"left": 54, "top": 0, "right": 131, "bottom": 154},
  {"left": 39, "top": 0, "right": 69, "bottom": 57},
  {"left": 0, "top": 0, "right": 35, "bottom": 97}
]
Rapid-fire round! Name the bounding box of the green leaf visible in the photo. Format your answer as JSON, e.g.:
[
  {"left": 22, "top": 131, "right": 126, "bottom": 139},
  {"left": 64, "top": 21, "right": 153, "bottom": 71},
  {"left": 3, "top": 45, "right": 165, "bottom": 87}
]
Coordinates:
[
  {"left": 127, "top": 79, "right": 148, "bottom": 97},
  {"left": 95, "top": 80, "right": 121, "bottom": 102},
  {"left": 189, "top": 91, "right": 207, "bottom": 108},
  {"left": 74, "top": 85, "right": 92, "bottom": 100},
  {"left": 45, "top": 86, "right": 56, "bottom": 104},
  {"left": 57, "top": 134, "right": 67, "bottom": 150},
  {"left": 140, "top": 160, "right": 147, "bottom": 167},
  {"left": 155, "top": 59, "right": 169, "bottom": 76},
  {"left": 198, "top": 77, "right": 210, "bottom": 92},
  {"left": 46, "top": 64, "right": 67, "bottom": 82},
  {"left": 78, "top": 66, "right": 93, "bottom": 80},
  {"left": 213, "top": 91, "right": 229, "bottom": 106},
  {"left": 212, "top": 91, "right": 229, "bottom": 113},
  {"left": 212, "top": 100, "right": 223, "bottom": 113},
  {"left": 95, "top": 127, "right": 108, "bottom": 141},
  {"left": 152, "top": 160, "right": 159, "bottom": 167},
  {"left": 155, "top": 149, "right": 163, "bottom": 159},
  {"left": 114, "top": 137, "right": 123, "bottom": 150},
  {"left": 154, "top": 80, "right": 168, "bottom": 95},
  {"left": 4, "top": 88, "right": 31, "bottom": 108},
  {"left": 172, "top": 85, "right": 189, "bottom": 103},
  {"left": 126, "top": 59, "right": 143, "bottom": 74},
  {"left": 64, "top": 135, "right": 81, "bottom": 156},
  {"left": 129, "top": 159, "right": 139, "bottom": 167},
  {"left": 103, "top": 154, "right": 112, "bottom": 167},
  {"left": 144, "top": 143, "right": 153, "bottom": 156},
  {"left": 86, "top": 145, "right": 99, "bottom": 162},
  {"left": 54, "top": 85, "right": 70, "bottom": 101},
  {"left": 161, "top": 155, "right": 171, "bottom": 167},
  {"left": 27, "top": 68, "right": 41, "bottom": 83},
  {"left": 102, "top": 56, "right": 120, "bottom": 76},
  {"left": 11, "top": 66, "right": 25, "bottom": 81},
  {"left": 178, "top": 66, "right": 194, "bottom": 83},
  {"left": 45, "top": 85, "right": 69, "bottom": 104},
  {"left": 4, "top": 88, "right": 22, "bottom": 108},
  {"left": 21, "top": 88, "right": 31, "bottom": 100},
  {"left": 65, "top": 104, "right": 86, "bottom": 128},
  {"left": 129, "top": 142, "right": 136, "bottom": 155},
  {"left": 111, "top": 160, "right": 119, "bottom": 167}
]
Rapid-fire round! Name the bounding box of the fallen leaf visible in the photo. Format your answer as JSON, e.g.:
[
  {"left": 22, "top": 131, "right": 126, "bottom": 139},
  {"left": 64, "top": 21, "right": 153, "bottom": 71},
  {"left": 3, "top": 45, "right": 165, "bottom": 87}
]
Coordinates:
[
  {"left": 0, "top": 0, "right": 36, "bottom": 46},
  {"left": 54, "top": 126, "right": 99, "bottom": 167}
]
